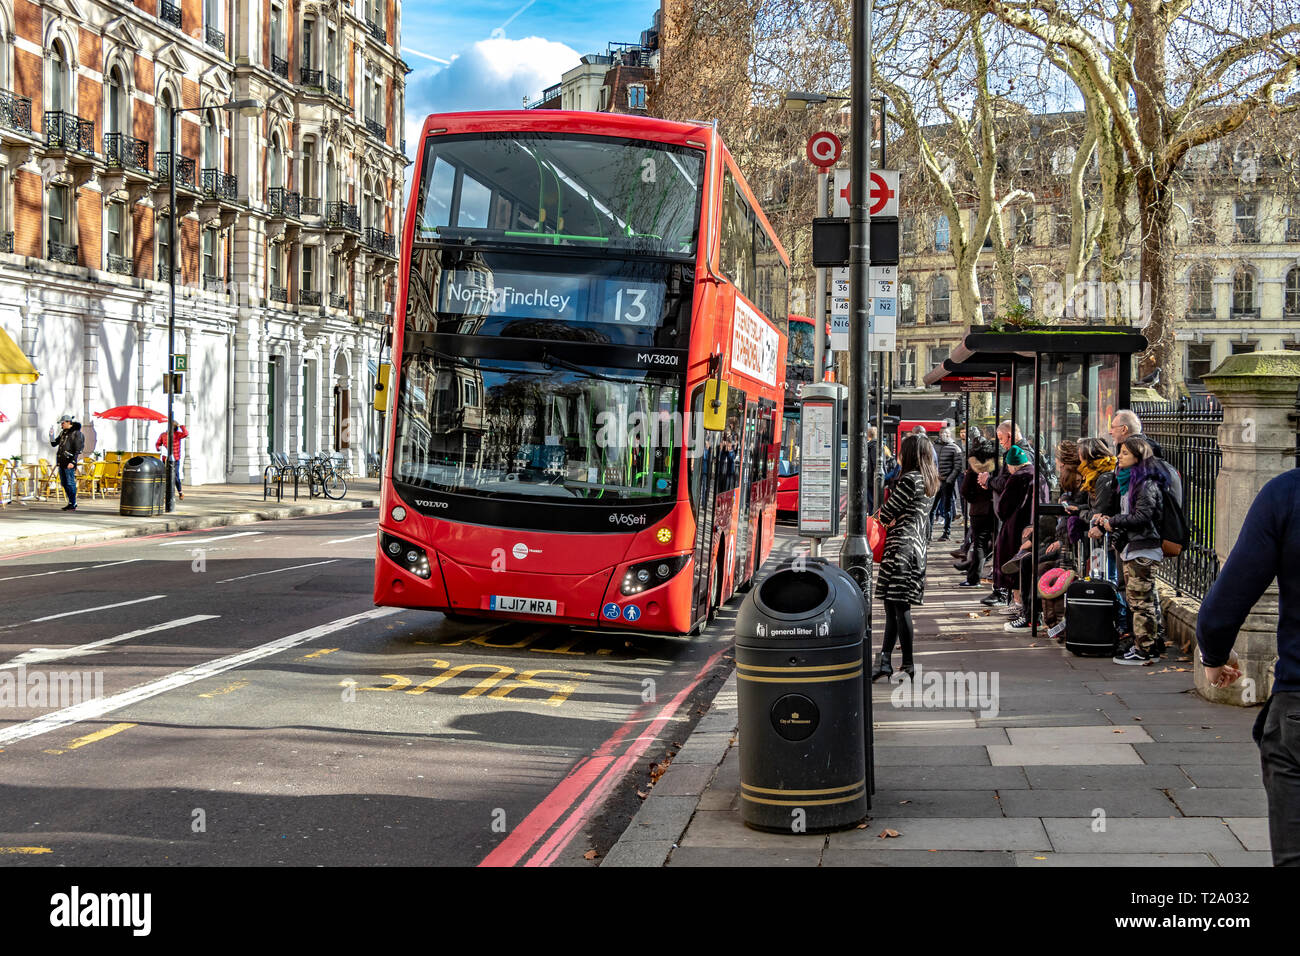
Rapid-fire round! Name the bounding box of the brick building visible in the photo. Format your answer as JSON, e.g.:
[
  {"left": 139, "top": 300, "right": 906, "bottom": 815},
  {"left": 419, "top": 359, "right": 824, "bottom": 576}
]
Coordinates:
[{"left": 0, "top": 0, "right": 408, "bottom": 482}]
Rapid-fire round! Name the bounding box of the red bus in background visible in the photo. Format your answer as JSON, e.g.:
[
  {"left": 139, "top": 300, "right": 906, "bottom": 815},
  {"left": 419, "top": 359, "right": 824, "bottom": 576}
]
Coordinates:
[
  {"left": 374, "top": 111, "right": 789, "bottom": 636},
  {"left": 777, "top": 314, "right": 815, "bottom": 512}
]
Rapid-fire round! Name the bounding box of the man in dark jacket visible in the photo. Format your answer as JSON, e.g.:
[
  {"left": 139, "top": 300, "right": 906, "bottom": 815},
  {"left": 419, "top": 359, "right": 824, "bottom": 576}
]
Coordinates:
[
  {"left": 931, "top": 426, "right": 963, "bottom": 541},
  {"left": 957, "top": 440, "right": 998, "bottom": 591},
  {"left": 50, "top": 414, "right": 84, "bottom": 511},
  {"left": 1197, "top": 467, "right": 1300, "bottom": 866}
]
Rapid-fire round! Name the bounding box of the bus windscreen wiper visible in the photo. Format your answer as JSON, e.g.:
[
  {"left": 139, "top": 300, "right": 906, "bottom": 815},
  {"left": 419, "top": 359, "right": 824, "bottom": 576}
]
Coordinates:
[
  {"left": 417, "top": 347, "right": 526, "bottom": 377},
  {"left": 540, "top": 349, "right": 648, "bottom": 385}
]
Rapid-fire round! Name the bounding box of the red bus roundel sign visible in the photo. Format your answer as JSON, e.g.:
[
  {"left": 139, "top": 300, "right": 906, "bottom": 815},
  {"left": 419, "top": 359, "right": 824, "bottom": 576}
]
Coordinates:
[{"left": 806, "top": 131, "right": 841, "bottom": 168}]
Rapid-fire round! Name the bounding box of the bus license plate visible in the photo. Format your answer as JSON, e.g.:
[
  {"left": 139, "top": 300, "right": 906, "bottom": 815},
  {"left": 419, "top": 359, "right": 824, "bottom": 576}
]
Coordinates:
[{"left": 485, "top": 595, "right": 562, "bottom": 616}]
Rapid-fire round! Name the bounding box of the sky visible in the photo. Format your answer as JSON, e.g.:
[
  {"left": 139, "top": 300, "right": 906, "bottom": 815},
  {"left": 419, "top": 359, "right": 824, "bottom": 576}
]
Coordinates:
[{"left": 400, "top": 1, "right": 662, "bottom": 159}]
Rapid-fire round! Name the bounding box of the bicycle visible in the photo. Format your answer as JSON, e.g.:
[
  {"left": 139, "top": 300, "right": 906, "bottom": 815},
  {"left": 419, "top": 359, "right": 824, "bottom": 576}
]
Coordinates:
[{"left": 302, "top": 453, "right": 347, "bottom": 499}]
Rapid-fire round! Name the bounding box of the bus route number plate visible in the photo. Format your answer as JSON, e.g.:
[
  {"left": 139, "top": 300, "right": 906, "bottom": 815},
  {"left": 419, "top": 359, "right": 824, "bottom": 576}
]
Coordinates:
[{"left": 485, "top": 595, "right": 562, "bottom": 616}]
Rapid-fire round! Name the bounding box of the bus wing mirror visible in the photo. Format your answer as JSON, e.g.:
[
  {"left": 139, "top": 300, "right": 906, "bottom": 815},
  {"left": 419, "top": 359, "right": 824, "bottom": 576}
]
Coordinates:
[
  {"left": 702, "top": 380, "right": 728, "bottom": 432},
  {"left": 374, "top": 363, "right": 392, "bottom": 412}
]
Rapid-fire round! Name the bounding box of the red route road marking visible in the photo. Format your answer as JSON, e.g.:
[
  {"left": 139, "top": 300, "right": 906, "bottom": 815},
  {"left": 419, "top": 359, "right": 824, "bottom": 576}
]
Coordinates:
[{"left": 477, "top": 645, "right": 730, "bottom": 868}]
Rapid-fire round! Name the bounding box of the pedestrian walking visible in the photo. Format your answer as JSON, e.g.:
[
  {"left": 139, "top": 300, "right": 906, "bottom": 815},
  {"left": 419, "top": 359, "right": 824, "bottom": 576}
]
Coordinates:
[
  {"left": 1095, "top": 436, "right": 1167, "bottom": 664},
  {"left": 1196, "top": 467, "right": 1300, "bottom": 866},
  {"left": 931, "top": 426, "right": 963, "bottom": 541},
  {"left": 871, "top": 433, "right": 940, "bottom": 682},
  {"left": 50, "top": 414, "right": 84, "bottom": 511},
  {"left": 156, "top": 419, "right": 190, "bottom": 500}
]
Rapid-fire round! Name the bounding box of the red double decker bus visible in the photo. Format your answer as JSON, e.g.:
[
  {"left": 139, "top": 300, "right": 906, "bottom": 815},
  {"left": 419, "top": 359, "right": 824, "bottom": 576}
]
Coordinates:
[
  {"left": 776, "top": 314, "right": 815, "bottom": 513},
  {"left": 374, "top": 111, "right": 789, "bottom": 636}
]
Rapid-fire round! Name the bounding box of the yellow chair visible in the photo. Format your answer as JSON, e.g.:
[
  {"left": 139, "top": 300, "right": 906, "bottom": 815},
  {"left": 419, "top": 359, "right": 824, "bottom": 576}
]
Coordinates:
[
  {"left": 37, "top": 459, "right": 63, "bottom": 500},
  {"left": 101, "top": 459, "right": 122, "bottom": 495},
  {"left": 0, "top": 460, "right": 12, "bottom": 508},
  {"left": 78, "top": 461, "right": 106, "bottom": 500}
]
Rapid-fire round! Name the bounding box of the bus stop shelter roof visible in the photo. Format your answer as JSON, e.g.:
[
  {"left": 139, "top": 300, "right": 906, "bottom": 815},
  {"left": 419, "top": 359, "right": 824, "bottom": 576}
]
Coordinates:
[{"left": 922, "top": 325, "right": 1148, "bottom": 386}]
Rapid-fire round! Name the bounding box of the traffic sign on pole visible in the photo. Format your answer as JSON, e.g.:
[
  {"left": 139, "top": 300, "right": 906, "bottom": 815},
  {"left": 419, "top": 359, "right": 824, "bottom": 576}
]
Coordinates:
[
  {"left": 833, "top": 169, "right": 899, "bottom": 218},
  {"left": 806, "top": 131, "right": 842, "bottom": 168}
]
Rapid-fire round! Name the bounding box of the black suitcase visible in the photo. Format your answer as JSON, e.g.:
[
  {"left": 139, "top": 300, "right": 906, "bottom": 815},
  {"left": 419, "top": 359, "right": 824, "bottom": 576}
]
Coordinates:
[{"left": 1065, "top": 537, "right": 1123, "bottom": 657}]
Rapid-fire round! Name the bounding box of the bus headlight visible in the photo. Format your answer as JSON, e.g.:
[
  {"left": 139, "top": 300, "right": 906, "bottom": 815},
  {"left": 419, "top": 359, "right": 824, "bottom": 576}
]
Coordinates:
[
  {"left": 381, "top": 532, "right": 431, "bottom": 579},
  {"left": 621, "top": 555, "right": 689, "bottom": 596},
  {"left": 391, "top": 506, "right": 407, "bottom": 522}
]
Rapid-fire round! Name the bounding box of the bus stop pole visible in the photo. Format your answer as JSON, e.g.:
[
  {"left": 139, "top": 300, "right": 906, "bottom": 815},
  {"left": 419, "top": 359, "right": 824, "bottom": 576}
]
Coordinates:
[
  {"left": 1030, "top": 351, "right": 1042, "bottom": 640},
  {"left": 811, "top": 169, "right": 829, "bottom": 560},
  {"left": 840, "top": 0, "right": 873, "bottom": 598}
]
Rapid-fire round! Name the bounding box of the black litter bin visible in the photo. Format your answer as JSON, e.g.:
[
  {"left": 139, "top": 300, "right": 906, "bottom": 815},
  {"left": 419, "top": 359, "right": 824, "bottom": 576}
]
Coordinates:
[
  {"left": 120, "top": 455, "right": 164, "bottom": 516},
  {"left": 736, "top": 557, "right": 868, "bottom": 833}
]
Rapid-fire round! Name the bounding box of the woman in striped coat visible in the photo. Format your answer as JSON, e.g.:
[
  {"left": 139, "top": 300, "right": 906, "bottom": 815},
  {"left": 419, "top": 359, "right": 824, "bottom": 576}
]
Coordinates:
[{"left": 871, "top": 433, "right": 940, "bottom": 681}]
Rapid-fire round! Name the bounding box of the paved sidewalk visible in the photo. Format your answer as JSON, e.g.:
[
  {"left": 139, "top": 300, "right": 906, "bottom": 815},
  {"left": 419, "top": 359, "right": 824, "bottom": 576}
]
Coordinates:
[
  {"left": 0, "top": 479, "right": 379, "bottom": 557},
  {"left": 604, "top": 533, "right": 1271, "bottom": 867}
]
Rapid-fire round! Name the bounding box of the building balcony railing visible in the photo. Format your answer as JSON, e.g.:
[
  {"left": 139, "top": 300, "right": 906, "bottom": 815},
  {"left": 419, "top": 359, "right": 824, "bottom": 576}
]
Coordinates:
[
  {"left": 201, "top": 168, "right": 238, "bottom": 201},
  {"left": 325, "top": 201, "right": 360, "bottom": 231},
  {"left": 271, "top": 54, "right": 289, "bottom": 80},
  {"left": 329, "top": 293, "right": 348, "bottom": 310},
  {"left": 47, "top": 240, "right": 77, "bottom": 265},
  {"left": 104, "top": 132, "right": 149, "bottom": 172},
  {"left": 106, "top": 253, "right": 132, "bottom": 275},
  {"left": 528, "top": 84, "right": 561, "bottom": 109},
  {"left": 270, "top": 284, "right": 288, "bottom": 303},
  {"left": 365, "top": 117, "right": 386, "bottom": 142},
  {"left": 268, "top": 187, "right": 300, "bottom": 218},
  {"left": 204, "top": 273, "right": 225, "bottom": 292},
  {"left": 300, "top": 67, "right": 323, "bottom": 88},
  {"left": 159, "top": 0, "right": 182, "bottom": 28},
  {"left": 327, "top": 74, "right": 341, "bottom": 96},
  {"left": 365, "top": 309, "right": 386, "bottom": 325},
  {"left": 0, "top": 231, "right": 12, "bottom": 253},
  {"left": 206, "top": 25, "right": 226, "bottom": 53},
  {"left": 1233, "top": 228, "right": 1260, "bottom": 244},
  {"left": 364, "top": 227, "right": 395, "bottom": 256},
  {"left": 45, "top": 111, "right": 94, "bottom": 153},
  {"left": 155, "top": 151, "right": 197, "bottom": 189},
  {"left": 301, "top": 196, "right": 321, "bottom": 216},
  {"left": 299, "top": 289, "right": 322, "bottom": 306},
  {"left": 157, "top": 263, "right": 181, "bottom": 281},
  {"left": 366, "top": 18, "right": 387, "bottom": 44},
  {"left": 1287, "top": 222, "right": 1300, "bottom": 243},
  {"left": 0, "top": 90, "right": 32, "bottom": 135}
]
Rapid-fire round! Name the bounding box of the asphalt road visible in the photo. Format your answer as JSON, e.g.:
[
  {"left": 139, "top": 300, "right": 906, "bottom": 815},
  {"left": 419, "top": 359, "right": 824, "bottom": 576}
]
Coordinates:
[{"left": 0, "top": 509, "right": 754, "bottom": 866}]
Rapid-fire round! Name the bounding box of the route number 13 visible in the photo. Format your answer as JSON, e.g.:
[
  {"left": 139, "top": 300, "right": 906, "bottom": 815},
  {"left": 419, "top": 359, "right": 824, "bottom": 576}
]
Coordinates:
[{"left": 613, "top": 288, "right": 648, "bottom": 323}]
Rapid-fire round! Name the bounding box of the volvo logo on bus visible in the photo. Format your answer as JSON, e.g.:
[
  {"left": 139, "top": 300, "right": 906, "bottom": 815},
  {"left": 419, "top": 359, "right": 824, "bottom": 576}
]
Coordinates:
[
  {"left": 415, "top": 499, "right": 449, "bottom": 509},
  {"left": 609, "top": 513, "right": 648, "bottom": 527}
]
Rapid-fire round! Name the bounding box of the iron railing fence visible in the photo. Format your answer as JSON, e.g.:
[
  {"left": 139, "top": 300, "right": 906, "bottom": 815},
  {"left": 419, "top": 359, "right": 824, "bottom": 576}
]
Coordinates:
[{"left": 1132, "top": 396, "right": 1223, "bottom": 599}]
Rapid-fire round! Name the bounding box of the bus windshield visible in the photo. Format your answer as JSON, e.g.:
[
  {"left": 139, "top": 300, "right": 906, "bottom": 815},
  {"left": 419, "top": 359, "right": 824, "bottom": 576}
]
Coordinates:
[
  {"left": 414, "top": 133, "right": 704, "bottom": 258},
  {"left": 394, "top": 351, "right": 682, "bottom": 503},
  {"left": 787, "top": 320, "right": 815, "bottom": 385}
]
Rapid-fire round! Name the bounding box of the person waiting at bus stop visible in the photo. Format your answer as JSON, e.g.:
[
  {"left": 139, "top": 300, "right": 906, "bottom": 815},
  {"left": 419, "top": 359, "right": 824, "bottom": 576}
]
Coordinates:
[{"left": 871, "top": 434, "right": 940, "bottom": 683}]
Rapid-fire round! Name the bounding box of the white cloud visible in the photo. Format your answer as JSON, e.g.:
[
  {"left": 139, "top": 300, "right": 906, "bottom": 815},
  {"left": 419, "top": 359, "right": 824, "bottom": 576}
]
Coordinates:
[{"left": 405, "top": 35, "right": 580, "bottom": 129}]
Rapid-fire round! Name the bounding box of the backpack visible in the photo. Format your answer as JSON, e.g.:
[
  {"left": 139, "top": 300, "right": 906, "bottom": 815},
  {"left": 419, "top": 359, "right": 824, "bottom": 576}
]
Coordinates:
[{"left": 1152, "top": 460, "right": 1190, "bottom": 556}]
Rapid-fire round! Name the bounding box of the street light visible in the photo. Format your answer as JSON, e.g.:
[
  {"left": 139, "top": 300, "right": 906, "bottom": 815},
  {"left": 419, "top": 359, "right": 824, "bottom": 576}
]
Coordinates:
[
  {"left": 781, "top": 90, "right": 850, "bottom": 112},
  {"left": 164, "top": 98, "right": 263, "bottom": 512}
]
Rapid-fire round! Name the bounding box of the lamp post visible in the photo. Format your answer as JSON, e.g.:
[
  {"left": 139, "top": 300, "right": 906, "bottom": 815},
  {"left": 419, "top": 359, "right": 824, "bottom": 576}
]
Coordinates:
[{"left": 164, "top": 97, "right": 263, "bottom": 512}]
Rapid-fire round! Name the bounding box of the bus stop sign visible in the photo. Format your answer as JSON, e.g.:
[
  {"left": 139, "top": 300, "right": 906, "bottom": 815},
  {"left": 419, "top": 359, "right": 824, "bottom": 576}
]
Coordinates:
[{"left": 806, "top": 132, "right": 841, "bottom": 168}]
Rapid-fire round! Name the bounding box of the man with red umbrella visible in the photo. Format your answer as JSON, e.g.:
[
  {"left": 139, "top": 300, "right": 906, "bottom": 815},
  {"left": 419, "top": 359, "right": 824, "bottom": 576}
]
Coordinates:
[
  {"left": 155, "top": 418, "right": 189, "bottom": 501},
  {"left": 50, "top": 414, "right": 84, "bottom": 511}
]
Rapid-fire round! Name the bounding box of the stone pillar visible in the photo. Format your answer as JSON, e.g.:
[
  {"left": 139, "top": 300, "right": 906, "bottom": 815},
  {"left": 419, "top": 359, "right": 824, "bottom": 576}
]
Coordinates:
[{"left": 1196, "top": 351, "right": 1300, "bottom": 705}]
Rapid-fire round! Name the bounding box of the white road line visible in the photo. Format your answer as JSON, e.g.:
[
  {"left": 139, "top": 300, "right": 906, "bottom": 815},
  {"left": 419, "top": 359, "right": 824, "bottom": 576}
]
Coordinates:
[
  {"left": 158, "top": 531, "right": 263, "bottom": 547},
  {"left": 0, "top": 559, "right": 141, "bottom": 583},
  {"left": 326, "top": 533, "right": 375, "bottom": 544},
  {"left": 215, "top": 560, "right": 338, "bottom": 584},
  {"left": 19, "top": 595, "right": 167, "bottom": 626},
  {"left": 0, "top": 607, "right": 401, "bottom": 748},
  {"left": 1, "top": 615, "right": 219, "bottom": 669}
]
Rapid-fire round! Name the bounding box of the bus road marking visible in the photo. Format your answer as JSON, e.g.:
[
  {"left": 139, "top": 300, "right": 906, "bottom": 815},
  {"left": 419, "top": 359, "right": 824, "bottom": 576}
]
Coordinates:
[
  {"left": 0, "top": 847, "right": 52, "bottom": 854},
  {"left": 7, "top": 594, "right": 167, "bottom": 629},
  {"left": 429, "top": 631, "right": 618, "bottom": 658},
  {"left": 326, "top": 533, "right": 375, "bottom": 544},
  {"left": 198, "top": 679, "right": 249, "bottom": 698},
  {"left": 44, "top": 722, "right": 137, "bottom": 755},
  {"left": 216, "top": 560, "right": 338, "bottom": 584},
  {"left": 2, "top": 615, "right": 219, "bottom": 669},
  {"left": 0, "top": 608, "right": 401, "bottom": 748},
  {"left": 299, "top": 648, "right": 339, "bottom": 660},
  {"left": 357, "top": 660, "right": 589, "bottom": 707}
]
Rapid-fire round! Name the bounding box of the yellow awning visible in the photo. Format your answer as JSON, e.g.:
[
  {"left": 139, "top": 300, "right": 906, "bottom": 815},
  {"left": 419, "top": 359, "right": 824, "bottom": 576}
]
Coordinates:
[{"left": 0, "top": 326, "right": 38, "bottom": 384}]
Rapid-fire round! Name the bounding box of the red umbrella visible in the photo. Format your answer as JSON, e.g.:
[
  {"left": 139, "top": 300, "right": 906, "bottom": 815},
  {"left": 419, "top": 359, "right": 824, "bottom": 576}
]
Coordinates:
[
  {"left": 0, "top": 411, "right": 8, "bottom": 423},
  {"left": 94, "top": 405, "right": 168, "bottom": 422}
]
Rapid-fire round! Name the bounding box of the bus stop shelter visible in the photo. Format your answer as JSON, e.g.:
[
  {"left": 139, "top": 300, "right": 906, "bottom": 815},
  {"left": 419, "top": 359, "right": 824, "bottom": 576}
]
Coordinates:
[{"left": 923, "top": 325, "right": 1149, "bottom": 640}]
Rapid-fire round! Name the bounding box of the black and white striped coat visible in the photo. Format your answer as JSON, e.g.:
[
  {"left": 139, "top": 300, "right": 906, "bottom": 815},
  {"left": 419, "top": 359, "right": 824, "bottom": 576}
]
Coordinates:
[{"left": 875, "top": 470, "right": 934, "bottom": 606}]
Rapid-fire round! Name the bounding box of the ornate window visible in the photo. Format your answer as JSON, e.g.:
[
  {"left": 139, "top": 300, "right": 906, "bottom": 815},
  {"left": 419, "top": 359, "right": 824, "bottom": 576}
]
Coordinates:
[
  {"left": 1285, "top": 267, "right": 1300, "bottom": 318},
  {"left": 1187, "top": 265, "right": 1214, "bottom": 316},
  {"left": 1231, "top": 267, "right": 1256, "bottom": 315},
  {"left": 929, "top": 274, "right": 950, "bottom": 322}
]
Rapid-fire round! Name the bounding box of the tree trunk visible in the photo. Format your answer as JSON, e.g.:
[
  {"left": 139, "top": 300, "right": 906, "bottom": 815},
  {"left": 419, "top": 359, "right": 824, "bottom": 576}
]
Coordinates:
[{"left": 1136, "top": 168, "right": 1177, "bottom": 396}]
